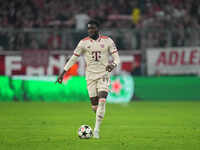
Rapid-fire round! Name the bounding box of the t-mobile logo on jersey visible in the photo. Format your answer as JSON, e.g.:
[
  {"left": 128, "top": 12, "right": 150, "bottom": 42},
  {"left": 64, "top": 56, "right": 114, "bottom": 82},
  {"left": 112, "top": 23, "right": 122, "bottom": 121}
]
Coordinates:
[{"left": 92, "top": 51, "right": 101, "bottom": 61}]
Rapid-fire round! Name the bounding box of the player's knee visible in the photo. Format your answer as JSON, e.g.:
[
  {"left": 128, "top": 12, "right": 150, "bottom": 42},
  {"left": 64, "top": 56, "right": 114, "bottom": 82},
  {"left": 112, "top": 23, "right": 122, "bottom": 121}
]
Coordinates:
[
  {"left": 98, "top": 91, "right": 108, "bottom": 99},
  {"left": 90, "top": 97, "right": 98, "bottom": 112},
  {"left": 90, "top": 97, "right": 98, "bottom": 105},
  {"left": 92, "top": 105, "right": 98, "bottom": 112}
]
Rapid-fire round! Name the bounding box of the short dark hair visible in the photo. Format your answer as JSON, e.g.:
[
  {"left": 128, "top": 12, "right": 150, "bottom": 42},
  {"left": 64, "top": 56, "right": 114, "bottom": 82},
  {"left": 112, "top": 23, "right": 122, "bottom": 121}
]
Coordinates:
[{"left": 88, "top": 19, "right": 100, "bottom": 28}]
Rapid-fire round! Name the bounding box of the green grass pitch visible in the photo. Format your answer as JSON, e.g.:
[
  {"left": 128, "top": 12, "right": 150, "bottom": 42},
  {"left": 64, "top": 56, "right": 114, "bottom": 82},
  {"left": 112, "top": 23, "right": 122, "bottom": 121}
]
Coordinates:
[{"left": 0, "top": 101, "right": 200, "bottom": 150}]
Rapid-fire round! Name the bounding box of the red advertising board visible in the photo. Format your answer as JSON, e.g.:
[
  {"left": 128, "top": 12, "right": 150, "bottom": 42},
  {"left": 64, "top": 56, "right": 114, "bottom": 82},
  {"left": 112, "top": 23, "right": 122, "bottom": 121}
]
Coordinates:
[
  {"left": 147, "top": 47, "right": 200, "bottom": 75},
  {"left": 0, "top": 51, "right": 141, "bottom": 76}
]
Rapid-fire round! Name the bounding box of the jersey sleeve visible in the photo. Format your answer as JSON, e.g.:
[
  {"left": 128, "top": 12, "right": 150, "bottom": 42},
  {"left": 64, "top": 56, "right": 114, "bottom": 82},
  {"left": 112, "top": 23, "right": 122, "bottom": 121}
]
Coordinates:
[
  {"left": 73, "top": 40, "right": 84, "bottom": 56},
  {"left": 108, "top": 38, "right": 118, "bottom": 54},
  {"left": 108, "top": 38, "right": 120, "bottom": 66},
  {"left": 63, "top": 40, "right": 84, "bottom": 71}
]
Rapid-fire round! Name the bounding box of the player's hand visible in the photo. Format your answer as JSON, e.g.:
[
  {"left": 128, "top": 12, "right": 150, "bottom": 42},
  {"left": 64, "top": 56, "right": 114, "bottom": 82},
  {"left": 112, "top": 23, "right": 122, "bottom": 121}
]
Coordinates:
[
  {"left": 106, "top": 63, "right": 117, "bottom": 72},
  {"left": 55, "top": 70, "right": 66, "bottom": 84},
  {"left": 55, "top": 75, "right": 63, "bottom": 84}
]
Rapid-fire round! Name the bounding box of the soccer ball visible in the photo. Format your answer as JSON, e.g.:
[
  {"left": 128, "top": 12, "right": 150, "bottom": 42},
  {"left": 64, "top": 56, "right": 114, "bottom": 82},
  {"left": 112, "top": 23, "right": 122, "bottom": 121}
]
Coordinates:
[{"left": 78, "top": 125, "right": 93, "bottom": 139}]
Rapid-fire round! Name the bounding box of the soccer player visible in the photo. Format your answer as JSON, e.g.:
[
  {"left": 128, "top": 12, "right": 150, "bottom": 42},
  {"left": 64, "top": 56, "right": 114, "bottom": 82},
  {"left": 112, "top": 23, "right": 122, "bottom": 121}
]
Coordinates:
[{"left": 55, "top": 20, "right": 120, "bottom": 139}]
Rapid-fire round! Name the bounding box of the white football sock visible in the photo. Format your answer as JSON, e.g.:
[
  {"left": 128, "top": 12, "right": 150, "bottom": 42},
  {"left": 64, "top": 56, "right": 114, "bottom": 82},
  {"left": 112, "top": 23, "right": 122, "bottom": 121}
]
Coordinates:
[{"left": 94, "top": 98, "right": 106, "bottom": 132}]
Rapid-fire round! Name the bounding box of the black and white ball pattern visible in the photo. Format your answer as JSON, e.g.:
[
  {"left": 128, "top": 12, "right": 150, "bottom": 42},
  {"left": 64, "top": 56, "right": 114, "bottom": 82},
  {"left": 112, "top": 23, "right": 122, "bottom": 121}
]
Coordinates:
[{"left": 78, "top": 125, "right": 93, "bottom": 139}]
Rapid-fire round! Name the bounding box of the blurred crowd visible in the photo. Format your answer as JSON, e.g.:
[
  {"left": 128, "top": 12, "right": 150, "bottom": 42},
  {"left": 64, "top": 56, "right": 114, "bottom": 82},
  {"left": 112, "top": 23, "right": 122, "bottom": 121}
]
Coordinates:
[
  {"left": 1, "top": 0, "right": 200, "bottom": 29},
  {"left": 0, "top": 0, "right": 200, "bottom": 50}
]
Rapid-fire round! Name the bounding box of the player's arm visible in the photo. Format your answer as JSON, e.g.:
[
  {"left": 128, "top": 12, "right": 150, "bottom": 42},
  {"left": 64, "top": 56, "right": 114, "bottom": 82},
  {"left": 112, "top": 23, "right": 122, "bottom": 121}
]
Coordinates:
[
  {"left": 55, "top": 55, "right": 79, "bottom": 84},
  {"left": 106, "top": 38, "right": 120, "bottom": 72},
  {"left": 55, "top": 41, "right": 83, "bottom": 84}
]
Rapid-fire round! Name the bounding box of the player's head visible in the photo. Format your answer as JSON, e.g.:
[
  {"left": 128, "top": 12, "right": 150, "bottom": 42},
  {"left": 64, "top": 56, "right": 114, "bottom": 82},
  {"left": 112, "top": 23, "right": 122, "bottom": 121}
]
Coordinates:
[{"left": 87, "top": 20, "right": 99, "bottom": 39}]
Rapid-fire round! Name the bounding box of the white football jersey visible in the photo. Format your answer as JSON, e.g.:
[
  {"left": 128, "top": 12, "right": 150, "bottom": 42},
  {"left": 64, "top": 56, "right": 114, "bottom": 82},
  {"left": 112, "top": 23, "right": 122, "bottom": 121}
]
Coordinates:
[{"left": 74, "top": 35, "right": 118, "bottom": 80}]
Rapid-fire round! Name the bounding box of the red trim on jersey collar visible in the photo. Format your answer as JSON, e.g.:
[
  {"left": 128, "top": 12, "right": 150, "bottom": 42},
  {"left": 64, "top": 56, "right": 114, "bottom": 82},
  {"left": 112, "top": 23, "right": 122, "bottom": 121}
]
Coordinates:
[
  {"left": 82, "top": 36, "right": 94, "bottom": 42},
  {"left": 82, "top": 37, "right": 90, "bottom": 41},
  {"left": 82, "top": 35, "right": 109, "bottom": 42},
  {"left": 100, "top": 35, "right": 109, "bottom": 39},
  {"left": 97, "top": 35, "right": 109, "bottom": 41}
]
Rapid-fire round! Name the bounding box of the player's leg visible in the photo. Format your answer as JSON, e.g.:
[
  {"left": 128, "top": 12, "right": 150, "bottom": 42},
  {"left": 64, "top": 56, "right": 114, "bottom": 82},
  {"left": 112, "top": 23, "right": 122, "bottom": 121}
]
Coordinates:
[
  {"left": 94, "top": 91, "right": 108, "bottom": 138},
  {"left": 94, "top": 76, "right": 109, "bottom": 139},
  {"left": 87, "top": 80, "right": 98, "bottom": 112},
  {"left": 90, "top": 97, "right": 98, "bottom": 113}
]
